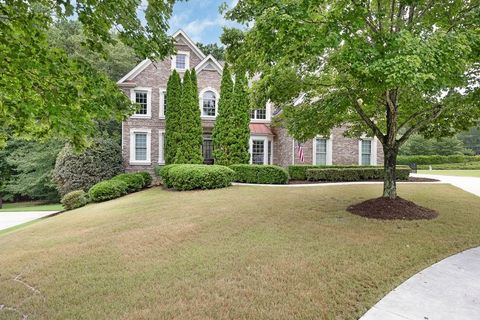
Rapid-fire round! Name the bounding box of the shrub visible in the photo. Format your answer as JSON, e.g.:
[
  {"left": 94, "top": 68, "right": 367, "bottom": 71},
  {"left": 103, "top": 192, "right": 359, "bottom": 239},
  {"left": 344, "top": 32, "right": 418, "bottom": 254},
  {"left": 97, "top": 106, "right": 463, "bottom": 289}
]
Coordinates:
[
  {"left": 162, "top": 165, "right": 235, "bottom": 191},
  {"left": 306, "top": 167, "right": 410, "bottom": 182},
  {"left": 417, "top": 161, "right": 480, "bottom": 170},
  {"left": 61, "top": 190, "right": 88, "bottom": 210},
  {"left": 288, "top": 165, "right": 375, "bottom": 180},
  {"left": 88, "top": 180, "right": 128, "bottom": 202},
  {"left": 397, "top": 155, "right": 480, "bottom": 165},
  {"left": 111, "top": 173, "right": 145, "bottom": 192},
  {"left": 156, "top": 164, "right": 181, "bottom": 188},
  {"left": 53, "top": 138, "right": 123, "bottom": 196},
  {"left": 139, "top": 172, "right": 152, "bottom": 187},
  {"left": 229, "top": 164, "right": 289, "bottom": 184}
]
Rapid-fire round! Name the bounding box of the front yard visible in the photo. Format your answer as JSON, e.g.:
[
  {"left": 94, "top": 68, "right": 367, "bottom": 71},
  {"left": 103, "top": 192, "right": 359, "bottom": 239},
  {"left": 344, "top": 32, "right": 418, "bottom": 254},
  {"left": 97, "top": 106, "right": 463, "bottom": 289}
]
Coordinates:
[{"left": 1, "top": 184, "right": 480, "bottom": 319}]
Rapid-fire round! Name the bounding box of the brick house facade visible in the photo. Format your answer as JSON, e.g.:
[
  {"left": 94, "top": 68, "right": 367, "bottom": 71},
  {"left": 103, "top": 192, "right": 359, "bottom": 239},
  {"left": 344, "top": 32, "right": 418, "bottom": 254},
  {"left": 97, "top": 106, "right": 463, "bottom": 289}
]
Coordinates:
[{"left": 118, "top": 30, "right": 383, "bottom": 172}]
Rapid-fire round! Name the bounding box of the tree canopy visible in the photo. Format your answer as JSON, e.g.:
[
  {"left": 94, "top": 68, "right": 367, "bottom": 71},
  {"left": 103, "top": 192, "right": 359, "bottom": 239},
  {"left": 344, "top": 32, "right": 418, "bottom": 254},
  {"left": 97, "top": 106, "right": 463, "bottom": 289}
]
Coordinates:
[
  {"left": 222, "top": 0, "right": 480, "bottom": 199},
  {"left": 196, "top": 42, "right": 225, "bottom": 61},
  {"left": 1, "top": 0, "right": 177, "bottom": 149}
]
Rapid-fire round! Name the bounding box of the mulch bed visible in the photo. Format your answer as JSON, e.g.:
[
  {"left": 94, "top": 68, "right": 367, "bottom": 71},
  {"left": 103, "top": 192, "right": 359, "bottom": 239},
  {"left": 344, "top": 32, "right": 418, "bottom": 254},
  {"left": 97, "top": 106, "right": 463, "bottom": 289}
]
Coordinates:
[
  {"left": 347, "top": 197, "right": 439, "bottom": 220},
  {"left": 288, "top": 177, "right": 439, "bottom": 185}
]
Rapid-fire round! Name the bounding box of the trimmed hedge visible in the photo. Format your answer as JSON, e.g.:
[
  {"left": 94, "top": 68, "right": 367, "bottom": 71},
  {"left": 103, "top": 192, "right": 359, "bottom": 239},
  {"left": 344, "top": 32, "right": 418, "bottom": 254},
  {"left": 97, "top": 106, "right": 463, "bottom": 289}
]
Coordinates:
[
  {"left": 397, "top": 155, "right": 480, "bottom": 165},
  {"left": 111, "top": 173, "right": 145, "bottom": 192},
  {"left": 306, "top": 167, "right": 410, "bottom": 182},
  {"left": 417, "top": 161, "right": 480, "bottom": 170},
  {"left": 88, "top": 180, "right": 128, "bottom": 202},
  {"left": 61, "top": 190, "right": 88, "bottom": 210},
  {"left": 230, "top": 164, "right": 289, "bottom": 184},
  {"left": 156, "top": 164, "right": 181, "bottom": 188},
  {"left": 289, "top": 165, "right": 377, "bottom": 180},
  {"left": 139, "top": 171, "right": 152, "bottom": 187},
  {"left": 160, "top": 164, "right": 235, "bottom": 191}
]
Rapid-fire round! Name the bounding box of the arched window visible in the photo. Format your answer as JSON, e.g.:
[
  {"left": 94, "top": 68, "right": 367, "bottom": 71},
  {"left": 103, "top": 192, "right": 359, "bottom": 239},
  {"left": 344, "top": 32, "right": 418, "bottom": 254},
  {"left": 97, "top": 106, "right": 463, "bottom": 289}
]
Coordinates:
[{"left": 202, "top": 91, "right": 216, "bottom": 117}]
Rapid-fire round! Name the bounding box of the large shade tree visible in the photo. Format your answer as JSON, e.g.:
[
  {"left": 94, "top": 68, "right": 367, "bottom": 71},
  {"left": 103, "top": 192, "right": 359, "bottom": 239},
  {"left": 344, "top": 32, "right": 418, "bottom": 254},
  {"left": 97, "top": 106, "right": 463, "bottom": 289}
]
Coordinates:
[
  {"left": 222, "top": 0, "right": 480, "bottom": 200},
  {"left": 1, "top": 0, "right": 177, "bottom": 149}
]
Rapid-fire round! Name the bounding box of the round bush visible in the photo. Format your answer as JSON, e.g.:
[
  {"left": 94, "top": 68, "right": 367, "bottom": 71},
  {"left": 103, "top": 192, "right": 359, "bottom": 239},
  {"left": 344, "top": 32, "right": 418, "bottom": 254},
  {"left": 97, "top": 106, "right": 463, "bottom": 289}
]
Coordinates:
[
  {"left": 157, "top": 164, "right": 181, "bottom": 188},
  {"left": 164, "top": 165, "right": 234, "bottom": 191},
  {"left": 139, "top": 171, "right": 152, "bottom": 187},
  {"left": 230, "top": 164, "right": 289, "bottom": 184},
  {"left": 88, "top": 180, "right": 128, "bottom": 202},
  {"left": 61, "top": 190, "right": 88, "bottom": 210},
  {"left": 53, "top": 138, "right": 124, "bottom": 196},
  {"left": 111, "top": 173, "right": 145, "bottom": 192}
]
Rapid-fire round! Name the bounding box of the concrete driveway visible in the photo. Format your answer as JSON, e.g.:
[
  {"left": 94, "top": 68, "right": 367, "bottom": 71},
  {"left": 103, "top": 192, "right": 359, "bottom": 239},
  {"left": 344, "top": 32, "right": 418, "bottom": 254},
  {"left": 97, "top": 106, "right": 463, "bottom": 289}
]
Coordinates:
[
  {"left": 360, "top": 247, "right": 480, "bottom": 320},
  {"left": 412, "top": 173, "right": 480, "bottom": 197},
  {"left": 0, "top": 211, "right": 59, "bottom": 231}
]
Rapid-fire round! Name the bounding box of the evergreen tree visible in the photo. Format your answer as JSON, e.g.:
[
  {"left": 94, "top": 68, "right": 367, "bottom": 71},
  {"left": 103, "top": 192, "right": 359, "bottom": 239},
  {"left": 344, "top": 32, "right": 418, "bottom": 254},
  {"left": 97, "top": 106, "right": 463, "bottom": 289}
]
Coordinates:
[
  {"left": 174, "top": 70, "right": 203, "bottom": 164},
  {"left": 165, "top": 71, "right": 182, "bottom": 164},
  {"left": 228, "top": 70, "right": 251, "bottom": 164},
  {"left": 212, "top": 65, "right": 234, "bottom": 164}
]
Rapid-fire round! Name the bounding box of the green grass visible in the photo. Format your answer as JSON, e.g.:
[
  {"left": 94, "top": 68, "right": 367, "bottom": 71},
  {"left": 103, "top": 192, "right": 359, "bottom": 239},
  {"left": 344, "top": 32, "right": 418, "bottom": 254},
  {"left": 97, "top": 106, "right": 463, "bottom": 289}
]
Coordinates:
[
  {"left": 418, "top": 170, "right": 480, "bottom": 177},
  {"left": 1, "top": 185, "right": 480, "bottom": 319},
  {"left": 0, "top": 202, "right": 63, "bottom": 212}
]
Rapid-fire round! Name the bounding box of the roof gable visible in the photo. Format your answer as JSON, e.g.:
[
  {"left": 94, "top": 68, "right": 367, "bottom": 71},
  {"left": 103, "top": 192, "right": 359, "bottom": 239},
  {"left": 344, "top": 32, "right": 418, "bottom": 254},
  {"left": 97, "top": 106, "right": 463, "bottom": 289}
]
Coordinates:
[
  {"left": 172, "top": 29, "right": 206, "bottom": 61},
  {"left": 195, "top": 54, "right": 223, "bottom": 75}
]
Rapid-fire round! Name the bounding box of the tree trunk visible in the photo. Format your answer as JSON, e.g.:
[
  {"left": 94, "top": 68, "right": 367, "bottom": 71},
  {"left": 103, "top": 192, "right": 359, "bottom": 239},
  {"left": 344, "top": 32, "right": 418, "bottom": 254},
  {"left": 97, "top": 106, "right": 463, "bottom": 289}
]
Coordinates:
[{"left": 383, "top": 147, "right": 398, "bottom": 199}]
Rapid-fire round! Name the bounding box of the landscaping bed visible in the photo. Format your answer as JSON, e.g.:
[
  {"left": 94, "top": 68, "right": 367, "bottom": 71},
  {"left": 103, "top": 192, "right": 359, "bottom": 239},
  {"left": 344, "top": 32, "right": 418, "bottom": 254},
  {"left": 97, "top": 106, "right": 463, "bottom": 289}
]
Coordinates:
[
  {"left": 347, "top": 197, "right": 439, "bottom": 220},
  {"left": 287, "top": 176, "right": 438, "bottom": 184}
]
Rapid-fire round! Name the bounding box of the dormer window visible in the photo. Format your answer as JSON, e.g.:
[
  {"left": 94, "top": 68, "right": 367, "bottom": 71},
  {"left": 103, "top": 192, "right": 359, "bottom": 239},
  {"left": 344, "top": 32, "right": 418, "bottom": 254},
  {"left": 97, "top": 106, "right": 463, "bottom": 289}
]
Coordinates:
[{"left": 172, "top": 51, "right": 190, "bottom": 71}]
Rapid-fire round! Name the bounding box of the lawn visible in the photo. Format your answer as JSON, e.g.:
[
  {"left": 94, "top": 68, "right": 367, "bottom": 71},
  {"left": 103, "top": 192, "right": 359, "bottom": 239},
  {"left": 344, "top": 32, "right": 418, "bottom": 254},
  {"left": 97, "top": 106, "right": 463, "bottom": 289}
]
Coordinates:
[
  {"left": 1, "top": 184, "right": 480, "bottom": 319},
  {"left": 0, "top": 202, "right": 63, "bottom": 212},
  {"left": 418, "top": 169, "right": 480, "bottom": 177}
]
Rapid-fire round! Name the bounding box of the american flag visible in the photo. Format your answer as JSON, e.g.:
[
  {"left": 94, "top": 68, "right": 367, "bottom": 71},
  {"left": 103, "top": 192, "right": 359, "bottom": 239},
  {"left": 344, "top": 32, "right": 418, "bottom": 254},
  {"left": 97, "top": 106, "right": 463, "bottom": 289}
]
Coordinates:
[{"left": 296, "top": 141, "right": 305, "bottom": 163}]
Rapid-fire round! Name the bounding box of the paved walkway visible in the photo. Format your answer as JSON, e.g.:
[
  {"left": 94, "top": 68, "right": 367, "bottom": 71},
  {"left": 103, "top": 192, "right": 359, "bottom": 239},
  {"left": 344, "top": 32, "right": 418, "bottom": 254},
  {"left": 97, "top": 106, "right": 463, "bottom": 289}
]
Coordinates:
[
  {"left": 0, "top": 211, "right": 59, "bottom": 231},
  {"left": 412, "top": 173, "right": 480, "bottom": 197},
  {"left": 360, "top": 247, "right": 480, "bottom": 320}
]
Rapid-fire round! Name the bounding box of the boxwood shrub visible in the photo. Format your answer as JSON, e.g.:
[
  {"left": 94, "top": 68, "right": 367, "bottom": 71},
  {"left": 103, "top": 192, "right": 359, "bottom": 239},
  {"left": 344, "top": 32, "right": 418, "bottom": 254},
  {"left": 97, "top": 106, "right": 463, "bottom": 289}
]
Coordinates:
[
  {"left": 139, "top": 171, "right": 152, "bottom": 187},
  {"left": 162, "top": 164, "right": 235, "bottom": 191},
  {"left": 111, "top": 173, "right": 145, "bottom": 192},
  {"left": 306, "top": 167, "right": 410, "bottom": 182},
  {"left": 229, "top": 164, "right": 289, "bottom": 184},
  {"left": 61, "top": 190, "right": 88, "bottom": 210},
  {"left": 88, "top": 180, "right": 128, "bottom": 202},
  {"left": 288, "top": 165, "right": 376, "bottom": 180},
  {"left": 397, "top": 155, "right": 480, "bottom": 165},
  {"left": 156, "top": 164, "right": 181, "bottom": 188}
]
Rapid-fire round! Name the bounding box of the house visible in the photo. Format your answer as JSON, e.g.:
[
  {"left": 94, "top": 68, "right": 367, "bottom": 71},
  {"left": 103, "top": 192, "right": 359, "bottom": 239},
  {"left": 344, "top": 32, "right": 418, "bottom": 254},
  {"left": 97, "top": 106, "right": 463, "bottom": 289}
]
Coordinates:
[{"left": 118, "top": 30, "right": 383, "bottom": 172}]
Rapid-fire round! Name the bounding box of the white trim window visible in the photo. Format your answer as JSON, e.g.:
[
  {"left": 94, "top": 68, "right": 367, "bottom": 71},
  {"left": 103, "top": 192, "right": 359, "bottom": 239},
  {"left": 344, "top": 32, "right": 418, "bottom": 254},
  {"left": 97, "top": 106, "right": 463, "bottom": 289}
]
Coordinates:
[
  {"left": 313, "top": 136, "right": 333, "bottom": 165},
  {"left": 129, "top": 129, "right": 151, "bottom": 165},
  {"left": 199, "top": 88, "right": 219, "bottom": 118},
  {"left": 249, "top": 136, "right": 273, "bottom": 165},
  {"left": 159, "top": 88, "right": 167, "bottom": 118},
  {"left": 171, "top": 51, "right": 190, "bottom": 71},
  {"left": 130, "top": 87, "right": 151, "bottom": 118},
  {"left": 250, "top": 108, "right": 267, "bottom": 120},
  {"left": 202, "top": 90, "right": 216, "bottom": 117},
  {"left": 158, "top": 129, "right": 165, "bottom": 164},
  {"left": 359, "top": 138, "right": 377, "bottom": 165}
]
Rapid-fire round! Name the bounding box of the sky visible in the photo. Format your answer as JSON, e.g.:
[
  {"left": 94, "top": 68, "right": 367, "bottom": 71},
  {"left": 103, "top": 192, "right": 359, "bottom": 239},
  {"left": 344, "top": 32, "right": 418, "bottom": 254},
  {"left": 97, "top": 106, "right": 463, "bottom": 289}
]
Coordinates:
[{"left": 167, "top": 0, "right": 240, "bottom": 45}]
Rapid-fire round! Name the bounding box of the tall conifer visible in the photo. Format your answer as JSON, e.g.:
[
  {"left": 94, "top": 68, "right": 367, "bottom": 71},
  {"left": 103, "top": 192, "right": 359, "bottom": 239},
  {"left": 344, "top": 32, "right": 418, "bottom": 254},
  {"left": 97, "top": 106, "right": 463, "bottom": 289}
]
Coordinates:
[
  {"left": 229, "top": 70, "right": 251, "bottom": 164},
  {"left": 164, "top": 70, "right": 182, "bottom": 164},
  {"left": 212, "top": 65, "right": 234, "bottom": 164}
]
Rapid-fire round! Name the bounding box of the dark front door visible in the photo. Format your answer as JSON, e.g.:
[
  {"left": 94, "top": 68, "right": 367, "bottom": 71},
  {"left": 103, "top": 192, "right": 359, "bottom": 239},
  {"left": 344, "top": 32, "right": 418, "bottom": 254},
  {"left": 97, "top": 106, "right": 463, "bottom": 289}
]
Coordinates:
[{"left": 203, "top": 135, "right": 214, "bottom": 164}]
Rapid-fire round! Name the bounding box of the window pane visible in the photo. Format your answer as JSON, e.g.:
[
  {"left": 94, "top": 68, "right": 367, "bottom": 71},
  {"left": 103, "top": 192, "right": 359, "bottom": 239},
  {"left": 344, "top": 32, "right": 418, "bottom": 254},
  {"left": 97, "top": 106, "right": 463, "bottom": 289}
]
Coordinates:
[
  {"left": 361, "top": 140, "right": 372, "bottom": 165},
  {"left": 252, "top": 140, "right": 265, "bottom": 165},
  {"left": 203, "top": 91, "right": 216, "bottom": 116},
  {"left": 315, "top": 138, "right": 327, "bottom": 165},
  {"left": 267, "top": 140, "right": 272, "bottom": 165},
  {"left": 135, "top": 133, "right": 147, "bottom": 161},
  {"left": 251, "top": 108, "right": 266, "bottom": 120},
  {"left": 159, "top": 132, "right": 165, "bottom": 163},
  {"left": 176, "top": 54, "right": 186, "bottom": 69},
  {"left": 162, "top": 91, "right": 167, "bottom": 114},
  {"left": 135, "top": 91, "right": 148, "bottom": 115}
]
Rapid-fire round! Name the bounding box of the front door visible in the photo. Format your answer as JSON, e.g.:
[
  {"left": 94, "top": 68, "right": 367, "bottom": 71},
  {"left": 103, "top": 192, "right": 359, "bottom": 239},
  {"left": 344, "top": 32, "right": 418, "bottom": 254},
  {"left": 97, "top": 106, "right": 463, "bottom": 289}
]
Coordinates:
[{"left": 202, "top": 135, "right": 214, "bottom": 164}]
